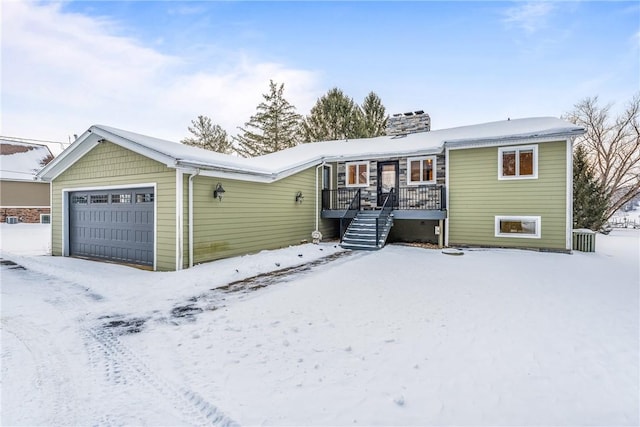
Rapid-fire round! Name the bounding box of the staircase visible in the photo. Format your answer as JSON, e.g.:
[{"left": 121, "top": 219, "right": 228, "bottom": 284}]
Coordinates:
[{"left": 341, "top": 210, "right": 394, "bottom": 250}]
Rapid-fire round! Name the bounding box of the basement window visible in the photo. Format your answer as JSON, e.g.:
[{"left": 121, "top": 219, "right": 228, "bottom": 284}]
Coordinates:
[
  {"left": 40, "top": 214, "right": 51, "bottom": 224},
  {"left": 495, "top": 216, "right": 541, "bottom": 239}
]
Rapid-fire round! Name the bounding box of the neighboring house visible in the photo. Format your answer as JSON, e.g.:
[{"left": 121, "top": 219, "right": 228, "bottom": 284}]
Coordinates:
[
  {"left": 1, "top": 137, "right": 55, "bottom": 223},
  {"left": 36, "top": 116, "right": 584, "bottom": 271}
]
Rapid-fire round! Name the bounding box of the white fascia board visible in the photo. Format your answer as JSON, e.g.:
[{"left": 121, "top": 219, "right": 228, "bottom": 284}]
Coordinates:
[
  {"left": 36, "top": 126, "right": 180, "bottom": 182},
  {"left": 90, "top": 127, "right": 177, "bottom": 168},
  {"left": 179, "top": 159, "right": 324, "bottom": 184},
  {"left": 36, "top": 130, "right": 98, "bottom": 181},
  {"left": 444, "top": 131, "right": 585, "bottom": 150}
]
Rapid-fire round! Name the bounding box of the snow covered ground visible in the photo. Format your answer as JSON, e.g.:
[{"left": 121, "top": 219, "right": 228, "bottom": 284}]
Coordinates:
[{"left": 1, "top": 224, "right": 638, "bottom": 426}]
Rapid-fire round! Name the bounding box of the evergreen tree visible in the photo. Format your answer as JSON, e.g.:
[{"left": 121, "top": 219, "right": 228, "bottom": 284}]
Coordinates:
[
  {"left": 573, "top": 145, "right": 609, "bottom": 230},
  {"left": 301, "top": 87, "right": 362, "bottom": 142},
  {"left": 359, "top": 91, "right": 388, "bottom": 138},
  {"left": 234, "top": 80, "right": 301, "bottom": 157},
  {"left": 181, "top": 115, "right": 233, "bottom": 154}
]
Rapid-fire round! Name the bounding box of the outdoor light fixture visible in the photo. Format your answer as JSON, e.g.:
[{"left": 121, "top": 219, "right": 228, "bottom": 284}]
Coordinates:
[
  {"left": 213, "top": 183, "right": 226, "bottom": 201},
  {"left": 295, "top": 191, "right": 304, "bottom": 203}
]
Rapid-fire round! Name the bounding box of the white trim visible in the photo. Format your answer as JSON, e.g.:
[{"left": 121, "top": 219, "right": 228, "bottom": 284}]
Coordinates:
[
  {"left": 498, "top": 144, "right": 538, "bottom": 180},
  {"left": 176, "top": 171, "right": 184, "bottom": 271},
  {"left": 188, "top": 169, "right": 200, "bottom": 268},
  {"left": 345, "top": 161, "right": 370, "bottom": 187},
  {"left": 406, "top": 156, "right": 437, "bottom": 186},
  {"left": 39, "top": 213, "right": 51, "bottom": 224},
  {"left": 445, "top": 134, "right": 579, "bottom": 151},
  {"left": 495, "top": 215, "right": 541, "bottom": 239},
  {"left": 444, "top": 146, "right": 450, "bottom": 247},
  {"left": 566, "top": 137, "right": 573, "bottom": 250},
  {"left": 61, "top": 182, "right": 158, "bottom": 270}
]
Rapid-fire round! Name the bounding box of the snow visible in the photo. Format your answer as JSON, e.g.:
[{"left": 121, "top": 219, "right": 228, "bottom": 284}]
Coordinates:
[
  {"left": 39, "top": 117, "right": 584, "bottom": 182},
  {"left": 1, "top": 224, "right": 638, "bottom": 426},
  {"left": 0, "top": 139, "right": 53, "bottom": 181}
]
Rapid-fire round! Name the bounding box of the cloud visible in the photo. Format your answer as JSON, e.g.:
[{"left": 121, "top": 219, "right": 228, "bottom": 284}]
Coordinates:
[
  {"left": 503, "top": 2, "right": 555, "bottom": 34},
  {"left": 1, "top": 1, "right": 321, "bottom": 144}
]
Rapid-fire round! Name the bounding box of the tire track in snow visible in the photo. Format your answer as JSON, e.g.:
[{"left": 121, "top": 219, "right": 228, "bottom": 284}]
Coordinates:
[
  {"left": 1, "top": 317, "right": 80, "bottom": 426},
  {"left": 85, "top": 325, "right": 238, "bottom": 427}
]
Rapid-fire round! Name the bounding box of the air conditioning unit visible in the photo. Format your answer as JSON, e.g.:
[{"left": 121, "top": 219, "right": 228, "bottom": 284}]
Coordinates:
[{"left": 6, "top": 216, "right": 19, "bottom": 224}]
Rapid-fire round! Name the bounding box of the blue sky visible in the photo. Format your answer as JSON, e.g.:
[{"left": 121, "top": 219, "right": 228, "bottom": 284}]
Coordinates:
[{"left": 2, "top": 1, "right": 638, "bottom": 150}]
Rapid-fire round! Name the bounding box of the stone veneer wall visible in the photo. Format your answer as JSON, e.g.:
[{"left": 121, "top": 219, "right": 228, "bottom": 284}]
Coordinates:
[
  {"left": 1, "top": 207, "right": 51, "bottom": 223},
  {"left": 337, "top": 154, "right": 445, "bottom": 208}
]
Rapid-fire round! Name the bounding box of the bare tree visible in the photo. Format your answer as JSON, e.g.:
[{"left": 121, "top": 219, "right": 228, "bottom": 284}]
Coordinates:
[{"left": 565, "top": 94, "right": 640, "bottom": 220}]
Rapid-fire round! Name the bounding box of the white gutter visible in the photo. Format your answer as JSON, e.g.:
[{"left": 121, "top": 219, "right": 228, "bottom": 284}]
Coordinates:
[
  {"left": 188, "top": 169, "right": 200, "bottom": 268},
  {"left": 315, "top": 161, "right": 325, "bottom": 231}
]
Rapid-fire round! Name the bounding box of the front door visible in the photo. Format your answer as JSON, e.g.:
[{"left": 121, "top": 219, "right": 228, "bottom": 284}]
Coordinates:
[{"left": 377, "top": 161, "right": 399, "bottom": 207}]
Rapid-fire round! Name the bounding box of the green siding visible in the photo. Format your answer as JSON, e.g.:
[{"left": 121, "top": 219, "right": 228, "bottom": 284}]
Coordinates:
[
  {"left": 51, "top": 142, "right": 177, "bottom": 271},
  {"left": 190, "top": 167, "right": 323, "bottom": 264},
  {"left": 448, "top": 140, "right": 569, "bottom": 250}
]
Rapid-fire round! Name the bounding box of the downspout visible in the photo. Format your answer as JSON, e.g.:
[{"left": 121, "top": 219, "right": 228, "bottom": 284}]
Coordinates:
[
  {"left": 188, "top": 169, "right": 200, "bottom": 268},
  {"left": 315, "top": 161, "right": 326, "bottom": 232}
]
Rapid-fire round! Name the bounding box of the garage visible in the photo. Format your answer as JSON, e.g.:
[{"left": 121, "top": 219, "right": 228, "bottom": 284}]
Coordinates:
[{"left": 69, "top": 187, "right": 154, "bottom": 267}]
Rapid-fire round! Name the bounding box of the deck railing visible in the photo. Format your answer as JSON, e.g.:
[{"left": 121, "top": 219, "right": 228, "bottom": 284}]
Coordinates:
[
  {"left": 376, "top": 188, "right": 395, "bottom": 247},
  {"left": 339, "top": 189, "right": 361, "bottom": 241},
  {"left": 323, "top": 186, "right": 445, "bottom": 211}
]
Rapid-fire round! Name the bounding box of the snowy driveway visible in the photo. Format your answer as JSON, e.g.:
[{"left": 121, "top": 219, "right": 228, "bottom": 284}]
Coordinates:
[{"left": 1, "top": 225, "right": 639, "bottom": 426}]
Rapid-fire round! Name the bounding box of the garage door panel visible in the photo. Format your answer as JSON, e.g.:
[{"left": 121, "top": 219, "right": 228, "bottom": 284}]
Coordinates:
[{"left": 69, "top": 187, "right": 154, "bottom": 266}]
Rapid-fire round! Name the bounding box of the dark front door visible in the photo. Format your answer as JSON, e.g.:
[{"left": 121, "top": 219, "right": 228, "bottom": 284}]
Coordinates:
[{"left": 377, "top": 161, "right": 399, "bottom": 207}]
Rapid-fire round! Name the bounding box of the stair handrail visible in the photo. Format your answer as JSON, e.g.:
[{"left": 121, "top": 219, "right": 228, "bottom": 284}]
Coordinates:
[
  {"left": 340, "top": 188, "right": 361, "bottom": 241},
  {"left": 376, "top": 188, "right": 395, "bottom": 247}
]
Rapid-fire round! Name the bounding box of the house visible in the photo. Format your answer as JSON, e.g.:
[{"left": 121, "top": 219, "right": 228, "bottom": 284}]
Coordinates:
[
  {"left": 1, "top": 137, "right": 55, "bottom": 223},
  {"left": 36, "top": 116, "right": 584, "bottom": 271}
]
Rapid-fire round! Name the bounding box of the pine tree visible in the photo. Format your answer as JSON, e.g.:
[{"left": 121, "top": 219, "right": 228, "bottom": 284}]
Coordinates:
[
  {"left": 234, "top": 80, "right": 301, "bottom": 157},
  {"left": 359, "top": 91, "right": 388, "bottom": 138},
  {"left": 301, "top": 87, "right": 362, "bottom": 142},
  {"left": 181, "top": 115, "right": 233, "bottom": 154},
  {"left": 573, "top": 145, "right": 609, "bottom": 230}
]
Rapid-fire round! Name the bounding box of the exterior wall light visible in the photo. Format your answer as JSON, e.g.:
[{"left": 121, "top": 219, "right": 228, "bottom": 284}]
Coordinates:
[
  {"left": 213, "top": 183, "right": 225, "bottom": 201},
  {"left": 295, "top": 191, "right": 304, "bottom": 203}
]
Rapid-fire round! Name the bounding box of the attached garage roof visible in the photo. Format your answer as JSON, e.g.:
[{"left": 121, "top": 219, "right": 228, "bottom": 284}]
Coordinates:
[{"left": 37, "top": 117, "right": 584, "bottom": 183}]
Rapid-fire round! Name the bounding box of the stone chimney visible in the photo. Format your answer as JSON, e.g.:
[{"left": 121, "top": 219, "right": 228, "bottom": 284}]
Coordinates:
[{"left": 386, "top": 110, "right": 431, "bottom": 136}]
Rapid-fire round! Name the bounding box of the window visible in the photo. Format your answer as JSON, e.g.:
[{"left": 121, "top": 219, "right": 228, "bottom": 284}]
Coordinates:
[
  {"left": 495, "top": 216, "right": 541, "bottom": 239},
  {"left": 136, "top": 193, "right": 154, "bottom": 203},
  {"left": 498, "top": 145, "right": 537, "bottom": 179},
  {"left": 407, "top": 156, "right": 436, "bottom": 185},
  {"left": 40, "top": 214, "right": 51, "bottom": 224},
  {"left": 346, "top": 162, "right": 369, "bottom": 187},
  {"left": 111, "top": 193, "right": 132, "bottom": 204},
  {"left": 71, "top": 195, "right": 88, "bottom": 204},
  {"left": 90, "top": 194, "right": 109, "bottom": 204}
]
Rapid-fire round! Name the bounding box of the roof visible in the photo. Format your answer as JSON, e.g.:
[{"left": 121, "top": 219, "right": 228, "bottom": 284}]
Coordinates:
[
  {"left": 37, "top": 117, "right": 584, "bottom": 183},
  {"left": 0, "top": 137, "right": 54, "bottom": 181}
]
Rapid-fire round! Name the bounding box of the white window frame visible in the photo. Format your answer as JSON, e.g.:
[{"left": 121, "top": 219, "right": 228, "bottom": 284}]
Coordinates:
[
  {"left": 407, "top": 156, "right": 437, "bottom": 186},
  {"left": 498, "top": 145, "right": 538, "bottom": 180},
  {"left": 40, "top": 213, "right": 51, "bottom": 224},
  {"left": 345, "top": 161, "right": 369, "bottom": 187},
  {"left": 495, "top": 215, "right": 541, "bottom": 239}
]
